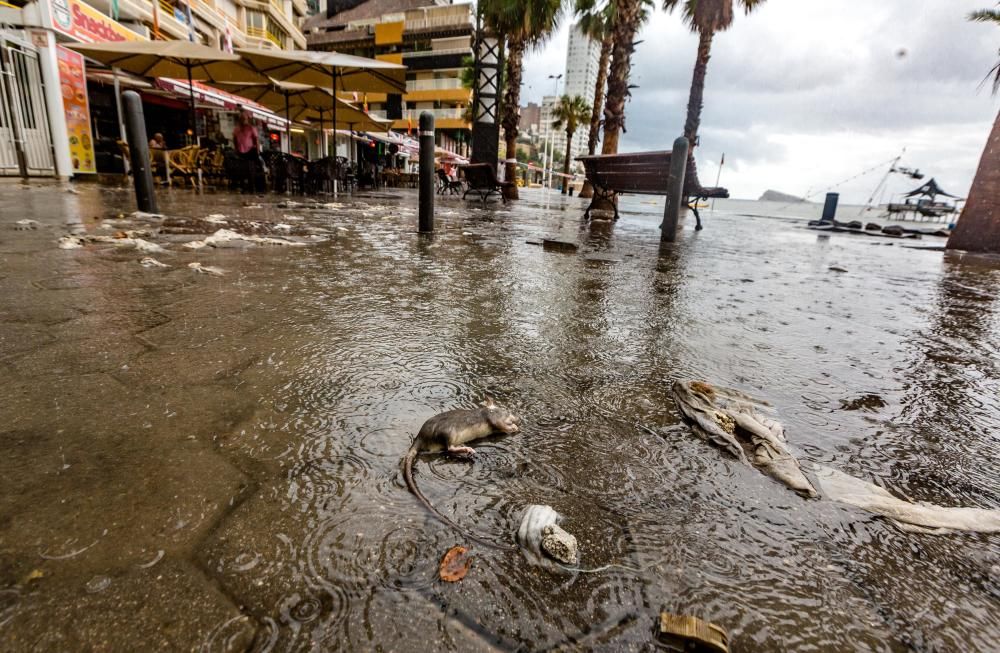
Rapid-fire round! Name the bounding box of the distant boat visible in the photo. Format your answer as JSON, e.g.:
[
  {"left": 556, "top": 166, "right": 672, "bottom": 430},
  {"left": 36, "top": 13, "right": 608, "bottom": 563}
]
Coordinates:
[{"left": 885, "top": 178, "right": 962, "bottom": 222}]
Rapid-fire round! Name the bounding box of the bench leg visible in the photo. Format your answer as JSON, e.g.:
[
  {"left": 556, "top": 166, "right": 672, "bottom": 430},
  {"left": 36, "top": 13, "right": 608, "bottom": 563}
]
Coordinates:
[{"left": 689, "top": 200, "right": 703, "bottom": 231}]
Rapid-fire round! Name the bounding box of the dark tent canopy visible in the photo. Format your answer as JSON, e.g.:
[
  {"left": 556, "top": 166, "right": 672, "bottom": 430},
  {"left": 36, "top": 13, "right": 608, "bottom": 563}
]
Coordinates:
[{"left": 904, "top": 178, "right": 961, "bottom": 199}]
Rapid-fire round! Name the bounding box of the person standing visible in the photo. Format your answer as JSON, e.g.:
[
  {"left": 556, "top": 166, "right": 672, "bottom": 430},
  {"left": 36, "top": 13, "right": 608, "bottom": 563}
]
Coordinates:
[{"left": 232, "top": 109, "right": 261, "bottom": 192}]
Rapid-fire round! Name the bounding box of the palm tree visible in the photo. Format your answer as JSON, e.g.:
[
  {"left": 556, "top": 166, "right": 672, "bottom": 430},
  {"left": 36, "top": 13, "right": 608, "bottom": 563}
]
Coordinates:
[
  {"left": 599, "top": 0, "right": 650, "bottom": 156},
  {"left": 946, "top": 5, "right": 1000, "bottom": 253},
  {"left": 663, "top": 0, "right": 765, "bottom": 160},
  {"left": 551, "top": 94, "right": 592, "bottom": 193},
  {"left": 574, "top": 0, "right": 614, "bottom": 197},
  {"left": 482, "top": 0, "right": 564, "bottom": 200},
  {"left": 969, "top": 5, "right": 1000, "bottom": 93}
]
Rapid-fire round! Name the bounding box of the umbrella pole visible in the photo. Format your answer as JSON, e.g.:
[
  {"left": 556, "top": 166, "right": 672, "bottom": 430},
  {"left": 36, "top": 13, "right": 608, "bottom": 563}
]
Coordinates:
[
  {"left": 186, "top": 62, "right": 196, "bottom": 146},
  {"left": 349, "top": 123, "right": 354, "bottom": 165},
  {"left": 317, "top": 108, "right": 324, "bottom": 158},
  {"left": 331, "top": 69, "right": 338, "bottom": 194},
  {"left": 284, "top": 91, "right": 290, "bottom": 155}
]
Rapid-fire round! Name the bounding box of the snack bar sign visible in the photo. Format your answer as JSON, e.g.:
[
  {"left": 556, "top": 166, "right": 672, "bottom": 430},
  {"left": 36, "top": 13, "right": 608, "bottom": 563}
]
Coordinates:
[{"left": 49, "top": 0, "right": 143, "bottom": 42}]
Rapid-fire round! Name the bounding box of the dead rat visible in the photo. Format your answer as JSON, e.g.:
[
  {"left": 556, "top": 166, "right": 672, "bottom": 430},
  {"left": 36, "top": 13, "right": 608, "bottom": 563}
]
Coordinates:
[{"left": 402, "top": 398, "right": 521, "bottom": 545}]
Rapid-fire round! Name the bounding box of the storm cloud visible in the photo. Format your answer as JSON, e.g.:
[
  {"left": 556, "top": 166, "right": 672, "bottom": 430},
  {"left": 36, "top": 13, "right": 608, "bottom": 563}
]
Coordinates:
[{"left": 522, "top": 0, "right": 999, "bottom": 202}]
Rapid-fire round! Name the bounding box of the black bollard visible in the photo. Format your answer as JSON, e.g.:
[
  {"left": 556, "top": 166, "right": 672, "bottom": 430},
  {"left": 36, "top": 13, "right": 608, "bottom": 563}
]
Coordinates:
[
  {"left": 418, "top": 112, "right": 434, "bottom": 233},
  {"left": 821, "top": 192, "right": 839, "bottom": 223},
  {"left": 122, "top": 91, "right": 157, "bottom": 213},
  {"left": 660, "top": 136, "right": 689, "bottom": 242}
]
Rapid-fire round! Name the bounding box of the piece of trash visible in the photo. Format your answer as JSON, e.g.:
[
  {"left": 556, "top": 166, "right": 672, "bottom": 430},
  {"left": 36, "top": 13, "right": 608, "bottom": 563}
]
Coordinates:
[
  {"left": 188, "top": 262, "right": 225, "bottom": 276},
  {"left": 58, "top": 235, "right": 84, "bottom": 249},
  {"left": 139, "top": 257, "right": 169, "bottom": 268},
  {"left": 672, "top": 381, "right": 818, "bottom": 497},
  {"left": 541, "top": 524, "right": 578, "bottom": 565},
  {"left": 183, "top": 228, "right": 307, "bottom": 250},
  {"left": 65, "top": 187, "right": 80, "bottom": 194},
  {"left": 542, "top": 239, "right": 578, "bottom": 253},
  {"left": 828, "top": 266, "right": 848, "bottom": 273},
  {"left": 813, "top": 465, "right": 1000, "bottom": 533},
  {"left": 439, "top": 546, "right": 472, "bottom": 582},
  {"left": 129, "top": 211, "right": 164, "bottom": 220},
  {"left": 14, "top": 219, "right": 39, "bottom": 230},
  {"left": 525, "top": 239, "right": 543, "bottom": 246},
  {"left": 518, "top": 505, "right": 580, "bottom": 569},
  {"left": 658, "top": 612, "right": 729, "bottom": 653},
  {"left": 24, "top": 569, "right": 45, "bottom": 583},
  {"left": 204, "top": 214, "right": 228, "bottom": 224}
]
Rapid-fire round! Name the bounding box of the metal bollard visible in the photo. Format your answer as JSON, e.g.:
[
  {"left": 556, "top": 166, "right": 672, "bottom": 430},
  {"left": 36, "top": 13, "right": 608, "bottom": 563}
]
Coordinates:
[
  {"left": 821, "top": 192, "right": 839, "bottom": 222},
  {"left": 660, "top": 136, "right": 689, "bottom": 242},
  {"left": 418, "top": 112, "right": 434, "bottom": 233},
  {"left": 122, "top": 91, "right": 157, "bottom": 213}
]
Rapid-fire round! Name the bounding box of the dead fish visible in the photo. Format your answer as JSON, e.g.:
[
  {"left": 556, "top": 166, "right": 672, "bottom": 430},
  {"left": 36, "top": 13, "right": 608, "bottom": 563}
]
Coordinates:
[{"left": 671, "top": 381, "right": 818, "bottom": 497}]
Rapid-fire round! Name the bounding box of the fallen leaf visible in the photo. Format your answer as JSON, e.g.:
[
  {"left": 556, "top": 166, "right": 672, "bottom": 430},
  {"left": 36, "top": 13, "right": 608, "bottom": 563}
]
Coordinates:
[
  {"left": 113, "top": 231, "right": 128, "bottom": 239},
  {"left": 439, "top": 546, "right": 472, "bottom": 582},
  {"left": 25, "top": 569, "right": 44, "bottom": 582}
]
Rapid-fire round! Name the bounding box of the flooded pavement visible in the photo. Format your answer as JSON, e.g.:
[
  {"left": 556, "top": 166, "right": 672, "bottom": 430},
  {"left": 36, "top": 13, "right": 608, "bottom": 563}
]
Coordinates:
[{"left": 1, "top": 181, "right": 998, "bottom": 651}]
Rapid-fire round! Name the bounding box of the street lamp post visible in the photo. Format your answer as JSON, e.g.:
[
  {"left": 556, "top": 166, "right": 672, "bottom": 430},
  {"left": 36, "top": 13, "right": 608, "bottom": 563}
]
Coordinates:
[{"left": 544, "top": 74, "right": 562, "bottom": 190}]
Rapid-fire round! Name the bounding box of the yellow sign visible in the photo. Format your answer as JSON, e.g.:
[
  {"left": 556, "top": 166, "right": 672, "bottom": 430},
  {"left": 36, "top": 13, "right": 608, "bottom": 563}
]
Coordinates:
[
  {"left": 49, "top": 0, "right": 144, "bottom": 42},
  {"left": 374, "top": 21, "right": 404, "bottom": 46}
]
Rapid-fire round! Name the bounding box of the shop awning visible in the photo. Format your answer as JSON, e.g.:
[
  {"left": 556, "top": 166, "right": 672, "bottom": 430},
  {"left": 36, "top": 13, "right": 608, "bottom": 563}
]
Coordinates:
[{"left": 153, "top": 78, "right": 288, "bottom": 130}]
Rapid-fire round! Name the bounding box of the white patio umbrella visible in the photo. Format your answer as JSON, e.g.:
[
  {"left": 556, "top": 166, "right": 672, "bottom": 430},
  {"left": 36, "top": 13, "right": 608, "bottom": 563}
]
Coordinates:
[{"left": 66, "top": 40, "right": 265, "bottom": 140}]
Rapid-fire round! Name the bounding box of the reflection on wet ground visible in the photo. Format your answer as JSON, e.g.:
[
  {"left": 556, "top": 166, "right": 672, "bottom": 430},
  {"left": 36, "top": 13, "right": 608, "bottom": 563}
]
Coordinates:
[{"left": 1, "top": 182, "right": 998, "bottom": 651}]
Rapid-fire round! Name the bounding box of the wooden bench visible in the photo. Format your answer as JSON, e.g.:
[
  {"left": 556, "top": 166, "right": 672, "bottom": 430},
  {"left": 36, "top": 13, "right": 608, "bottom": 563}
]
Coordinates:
[
  {"left": 577, "top": 150, "right": 729, "bottom": 229},
  {"left": 459, "top": 163, "right": 515, "bottom": 206}
]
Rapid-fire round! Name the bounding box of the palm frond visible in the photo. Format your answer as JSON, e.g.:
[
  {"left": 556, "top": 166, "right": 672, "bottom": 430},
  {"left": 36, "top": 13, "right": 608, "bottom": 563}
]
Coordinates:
[{"left": 968, "top": 8, "right": 1000, "bottom": 23}]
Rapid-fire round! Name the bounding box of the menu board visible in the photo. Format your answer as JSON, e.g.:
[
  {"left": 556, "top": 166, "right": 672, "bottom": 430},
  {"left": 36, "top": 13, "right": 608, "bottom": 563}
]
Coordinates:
[{"left": 56, "top": 45, "right": 95, "bottom": 174}]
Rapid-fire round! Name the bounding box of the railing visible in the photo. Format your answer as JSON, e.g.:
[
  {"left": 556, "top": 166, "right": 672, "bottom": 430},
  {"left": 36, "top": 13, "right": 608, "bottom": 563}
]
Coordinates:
[
  {"left": 406, "top": 78, "right": 464, "bottom": 92},
  {"left": 402, "top": 108, "right": 466, "bottom": 120},
  {"left": 403, "top": 14, "right": 472, "bottom": 31},
  {"left": 246, "top": 25, "right": 281, "bottom": 47},
  {"left": 402, "top": 47, "right": 472, "bottom": 59}
]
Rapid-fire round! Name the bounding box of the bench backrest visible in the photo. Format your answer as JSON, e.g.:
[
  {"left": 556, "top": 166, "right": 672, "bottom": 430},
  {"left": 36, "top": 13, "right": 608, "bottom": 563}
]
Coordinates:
[
  {"left": 459, "top": 163, "right": 498, "bottom": 189},
  {"left": 576, "top": 150, "right": 673, "bottom": 195}
]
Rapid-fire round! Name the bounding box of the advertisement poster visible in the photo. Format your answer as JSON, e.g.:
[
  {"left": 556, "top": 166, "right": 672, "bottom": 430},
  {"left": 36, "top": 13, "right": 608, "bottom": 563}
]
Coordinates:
[{"left": 56, "top": 45, "right": 96, "bottom": 174}]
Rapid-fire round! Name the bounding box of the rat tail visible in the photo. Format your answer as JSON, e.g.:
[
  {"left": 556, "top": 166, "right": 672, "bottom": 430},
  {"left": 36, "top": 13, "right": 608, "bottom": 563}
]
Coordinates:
[{"left": 401, "top": 443, "right": 510, "bottom": 551}]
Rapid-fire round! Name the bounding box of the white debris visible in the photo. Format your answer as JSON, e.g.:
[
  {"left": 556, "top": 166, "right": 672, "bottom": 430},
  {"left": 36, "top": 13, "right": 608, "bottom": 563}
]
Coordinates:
[
  {"left": 517, "top": 505, "right": 580, "bottom": 569},
  {"left": 14, "top": 219, "right": 39, "bottom": 230},
  {"left": 204, "top": 214, "right": 228, "bottom": 224},
  {"left": 58, "top": 235, "right": 84, "bottom": 249},
  {"left": 129, "top": 211, "right": 164, "bottom": 220},
  {"left": 183, "top": 228, "right": 307, "bottom": 249},
  {"left": 188, "top": 262, "right": 225, "bottom": 276},
  {"left": 88, "top": 235, "right": 165, "bottom": 252},
  {"left": 65, "top": 186, "right": 80, "bottom": 194},
  {"left": 282, "top": 215, "right": 304, "bottom": 221},
  {"left": 273, "top": 223, "right": 292, "bottom": 233},
  {"left": 139, "top": 257, "right": 170, "bottom": 268},
  {"left": 814, "top": 465, "right": 1000, "bottom": 534},
  {"left": 242, "top": 204, "right": 263, "bottom": 209}
]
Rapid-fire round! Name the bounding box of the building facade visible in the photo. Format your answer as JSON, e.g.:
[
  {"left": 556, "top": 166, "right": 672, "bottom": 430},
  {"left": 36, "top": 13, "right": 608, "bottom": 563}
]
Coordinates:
[
  {"left": 303, "top": 0, "right": 473, "bottom": 156},
  {"left": 0, "top": 0, "right": 307, "bottom": 177}
]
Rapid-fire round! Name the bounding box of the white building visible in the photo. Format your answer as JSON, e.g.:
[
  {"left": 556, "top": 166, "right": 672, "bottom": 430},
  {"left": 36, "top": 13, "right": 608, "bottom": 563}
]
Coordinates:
[{"left": 542, "top": 22, "right": 600, "bottom": 173}]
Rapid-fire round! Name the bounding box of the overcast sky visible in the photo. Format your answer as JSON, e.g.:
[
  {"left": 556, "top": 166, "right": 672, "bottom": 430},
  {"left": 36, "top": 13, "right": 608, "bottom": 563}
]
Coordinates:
[{"left": 518, "top": 0, "right": 999, "bottom": 202}]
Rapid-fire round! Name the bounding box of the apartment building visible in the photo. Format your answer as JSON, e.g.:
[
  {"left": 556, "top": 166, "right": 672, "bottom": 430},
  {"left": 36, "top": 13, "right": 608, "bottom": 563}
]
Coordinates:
[
  {"left": 303, "top": 0, "right": 473, "bottom": 155},
  {"left": 542, "top": 22, "right": 600, "bottom": 168}
]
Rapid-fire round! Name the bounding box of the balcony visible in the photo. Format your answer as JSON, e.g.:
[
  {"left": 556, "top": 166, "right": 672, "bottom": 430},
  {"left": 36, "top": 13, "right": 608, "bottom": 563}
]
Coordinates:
[
  {"left": 403, "top": 108, "right": 466, "bottom": 120},
  {"left": 406, "top": 78, "right": 463, "bottom": 92},
  {"left": 403, "top": 47, "right": 470, "bottom": 59},
  {"left": 403, "top": 14, "right": 472, "bottom": 32}
]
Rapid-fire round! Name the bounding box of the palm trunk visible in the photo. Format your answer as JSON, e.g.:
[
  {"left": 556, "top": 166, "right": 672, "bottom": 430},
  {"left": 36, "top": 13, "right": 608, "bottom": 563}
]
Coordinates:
[
  {"left": 684, "top": 29, "right": 714, "bottom": 146},
  {"left": 947, "top": 109, "right": 1000, "bottom": 252},
  {"left": 593, "top": 0, "right": 643, "bottom": 210},
  {"left": 601, "top": 0, "right": 642, "bottom": 155},
  {"left": 561, "top": 127, "right": 573, "bottom": 194},
  {"left": 681, "top": 29, "right": 714, "bottom": 196},
  {"left": 580, "top": 34, "right": 612, "bottom": 199},
  {"left": 500, "top": 38, "right": 525, "bottom": 200}
]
